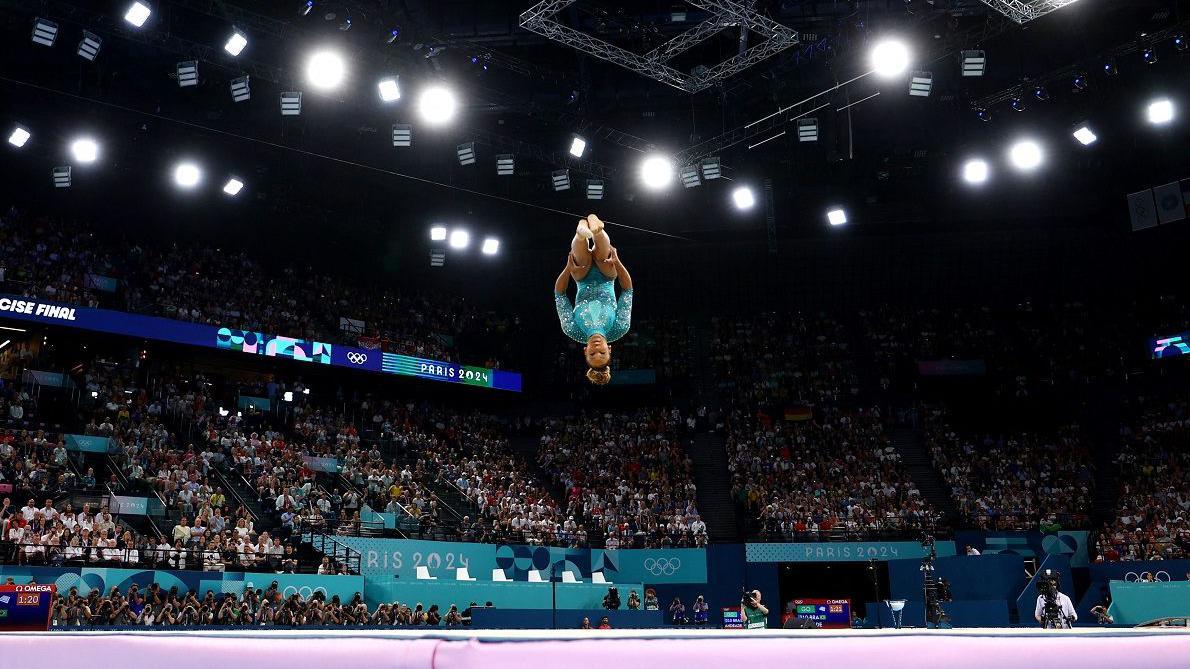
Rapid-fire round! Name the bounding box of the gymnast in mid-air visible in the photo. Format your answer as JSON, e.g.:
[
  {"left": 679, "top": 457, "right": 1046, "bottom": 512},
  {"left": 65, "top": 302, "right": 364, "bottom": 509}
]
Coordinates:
[{"left": 554, "top": 213, "right": 633, "bottom": 385}]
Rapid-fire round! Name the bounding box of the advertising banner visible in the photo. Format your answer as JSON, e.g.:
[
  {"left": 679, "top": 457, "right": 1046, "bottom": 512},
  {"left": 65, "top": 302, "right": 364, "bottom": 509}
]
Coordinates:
[
  {"left": 64, "top": 434, "right": 112, "bottom": 454},
  {"left": 746, "top": 541, "right": 957, "bottom": 563},
  {"left": 332, "top": 537, "right": 708, "bottom": 584},
  {"left": 0, "top": 565, "right": 363, "bottom": 602},
  {"left": 0, "top": 294, "right": 520, "bottom": 392}
]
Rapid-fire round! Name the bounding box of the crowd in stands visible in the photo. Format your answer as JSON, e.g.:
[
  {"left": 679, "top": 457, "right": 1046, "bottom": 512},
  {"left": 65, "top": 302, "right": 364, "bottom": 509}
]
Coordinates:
[
  {"left": 728, "top": 406, "right": 937, "bottom": 540},
  {"left": 47, "top": 581, "right": 477, "bottom": 627},
  {"left": 925, "top": 408, "right": 1094, "bottom": 531},
  {"left": 0, "top": 206, "right": 510, "bottom": 367},
  {"left": 1098, "top": 399, "right": 1189, "bottom": 561},
  {"left": 709, "top": 312, "right": 861, "bottom": 410},
  {"left": 537, "top": 409, "right": 706, "bottom": 549}
]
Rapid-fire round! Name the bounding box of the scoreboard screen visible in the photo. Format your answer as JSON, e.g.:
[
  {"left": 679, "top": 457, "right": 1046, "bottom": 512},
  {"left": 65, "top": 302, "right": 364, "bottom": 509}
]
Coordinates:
[
  {"left": 783, "top": 598, "right": 851, "bottom": 629},
  {"left": 721, "top": 607, "right": 744, "bottom": 629},
  {"left": 0, "top": 584, "right": 54, "bottom": 631}
]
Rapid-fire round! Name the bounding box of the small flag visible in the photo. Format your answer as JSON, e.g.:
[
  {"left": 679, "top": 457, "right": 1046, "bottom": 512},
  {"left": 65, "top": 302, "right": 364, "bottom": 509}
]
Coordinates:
[
  {"left": 784, "top": 405, "right": 813, "bottom": 422},
  {"left": 1154, "top": 181, "right": 1186, "bottom": 224},
  {"left": 1128, "top": 189, "right": 1159, "bottom": 231}
]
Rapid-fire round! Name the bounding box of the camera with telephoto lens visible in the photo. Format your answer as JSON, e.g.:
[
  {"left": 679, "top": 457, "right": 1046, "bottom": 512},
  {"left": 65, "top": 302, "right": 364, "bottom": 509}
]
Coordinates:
[{"left": 1037, "top": 569, "right": 1067, "bottom": 628}]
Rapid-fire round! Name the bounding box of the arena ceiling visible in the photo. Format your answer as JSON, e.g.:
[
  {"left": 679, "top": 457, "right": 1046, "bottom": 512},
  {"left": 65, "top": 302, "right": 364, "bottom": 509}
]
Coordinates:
[{"left": 0, "top": 0, "right": 1186, "bottom": 261}]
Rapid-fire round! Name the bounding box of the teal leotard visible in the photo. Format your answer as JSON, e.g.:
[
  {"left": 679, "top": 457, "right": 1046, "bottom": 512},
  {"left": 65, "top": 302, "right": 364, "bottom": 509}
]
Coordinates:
[{"left": 555, "top": 269, "right": 633, "bottom": 344}]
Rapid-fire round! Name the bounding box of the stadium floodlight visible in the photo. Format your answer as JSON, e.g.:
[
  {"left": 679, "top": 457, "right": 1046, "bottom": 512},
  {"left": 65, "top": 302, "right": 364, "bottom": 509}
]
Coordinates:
[
  {"left": 7, "top": 125, "right": 30, "bottom": 148},
  {"left": 909, "top": 71, "right": 933, "bottom": 97},
  {"left": 586, "top": 179, "right": 604, "bottom": 200},
  {"left": 496, "top": 154, "right": 514, "bottom": 176},
  {"left": 392, "top": 124, "right": 411, "bottom": 147},
  {"left": 1147, "top": 98, "right": 1174, "bottom": 125},
  {"left": 1072, "top": 124, "right": 1097, "bottom": 146},
  {"left": 70, "top": 137, "right": 98, "bottom": 163},
  {"left": 976, "top": 108, "right": 991, "bottom": 123},
  {"left": 701, "top": 157, "right": 721, "bottom": 180},
  {"left": 481, "top": 238, "right": 499, "bottom": 255},
  {"left": 223, "top": 177, "right": 244, "bottom": 195},
  {"left": 429, "top": 249, "right": 446, "bottom": 267},
  {"left": 1033, "top": 85, "right": 1050, "bottom": 102},
  {"left": 177, "top": 61, "right": 198, "bottom": 87},
  {"left": 962, "top": 158, "right": 989, "bottom": 185},
  {"left": 456, "top": 142, "right": 476, "bottom": 166},
  {"left": 732, "top": 186, "right": 756, "bottom": 210},
  {"left": 1008, "top": 139, "right": 1043, "bottom": 171},
  {"left": 826, "top": 208, "right": 848, "bottom": 226},
  {"left": 639, "top": 155, "right": 675, "bottom": 191},
  {"left": 52, "top": 166, "right": 71, "bottom": 188},
  {"left": 173, "top": 162, "right": 202, "bottom": 188},
  {"left": 1072, "top": 72, "right": 1088, "bottom": 92},
  {"left": 31, "top": 18, "right": 58, "bottom": 47},
  {"left": 306, "top": 50, "right": 345, "bottom": 89},
  {"left": 378, "top": 77, "right": 400, "bottom": 102},
  {"left": 448, "top": 229, "right": 470, "bottom": 249},
  {"left": 797, "top": 118, "right": 819, "bottom": 142},
  {"left": 418, "top": 86, "right": 458, "bottom": 126},
  {"left": 224, "top": 30, "right": 248, "bottom": 56},
  {"left": 680, "top": 164, "right": 702, "bottom": 188},
  {"left": 1142, "top": 46, "right": 1157, "bottom": 66},
  {"left": 569, "top": 136, "right": 587, "bottom": 158},
  {"left": 870, "top": 39, "right": 910, "bottom": 79},
  {"left": 125, "top": 2, "right": 152, "bottom": 27},
  {"left": 1103, "top": 59, "right": 1118, "bottom": 76},
  {"left": 430, "top": 226, "right": 447, "bottom": 241},
  {"left": 551, "top": 169, "right": 571, "bottom": 191},
  {"left": 78, "top": 31, "right": 102, "bottom": 60},
  {"left": 280, "top": 91, "right": 302, "bottom": 116},
  {"left": 961, "top": 50, "right": 985, "bottom": 77},
  {"left": 230, "top": 76, "right": 250, "bottom": 102}
]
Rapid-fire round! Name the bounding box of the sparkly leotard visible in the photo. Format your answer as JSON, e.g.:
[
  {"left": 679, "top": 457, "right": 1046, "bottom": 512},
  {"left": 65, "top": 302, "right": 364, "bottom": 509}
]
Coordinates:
[{"left": 555, "top": 269, "right": 633, "bottom": 344}]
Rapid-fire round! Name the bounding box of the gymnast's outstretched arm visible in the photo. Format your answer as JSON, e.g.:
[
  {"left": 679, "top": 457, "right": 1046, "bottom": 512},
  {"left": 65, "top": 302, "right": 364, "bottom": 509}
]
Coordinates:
[{"left": 606, "top": 247, "right": 632, "bottom": 290}]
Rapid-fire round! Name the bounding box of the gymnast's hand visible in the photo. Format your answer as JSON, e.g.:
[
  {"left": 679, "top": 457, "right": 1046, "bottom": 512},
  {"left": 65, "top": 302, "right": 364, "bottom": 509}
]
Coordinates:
[{"left": 603, "top": 247, "right": 619, "bottom": 266}]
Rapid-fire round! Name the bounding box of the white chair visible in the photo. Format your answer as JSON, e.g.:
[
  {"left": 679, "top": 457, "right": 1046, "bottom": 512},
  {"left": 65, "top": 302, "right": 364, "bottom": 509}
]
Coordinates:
[
  {"left": 561, "top": 571, "right": 579, "bottom": 584},
  {"left": 491, "top": 568, "right": 510, "bottom": 582},
  {"left": 527, "top": 570, "right": 545, "bottom": 583},
  {"left": 415, "top": 565, "right": 436, "bottom": 580},
  {"left": 456, "top": 567, "right": 476, "bottom": 581},
  {"left": 592, "top": 571, "right": 610, "bottom": 584}
]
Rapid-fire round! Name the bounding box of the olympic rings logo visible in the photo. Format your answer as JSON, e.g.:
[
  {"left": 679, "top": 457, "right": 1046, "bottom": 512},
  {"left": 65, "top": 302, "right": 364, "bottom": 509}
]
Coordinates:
[
  {"left": 643, "top": 557, "right": 681, "bottom": 576},
  {"left": 282, "top": 585, "right": 328, "bottom": 599},
  {"left": 347, "top": 352, "right": 369, "bottom": 365}
]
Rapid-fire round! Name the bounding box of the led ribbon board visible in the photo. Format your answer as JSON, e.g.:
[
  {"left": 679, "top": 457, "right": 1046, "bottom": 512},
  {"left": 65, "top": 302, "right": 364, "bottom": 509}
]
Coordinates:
[{"left": 0, "top": 295, "right": 521, "bottom": 392}]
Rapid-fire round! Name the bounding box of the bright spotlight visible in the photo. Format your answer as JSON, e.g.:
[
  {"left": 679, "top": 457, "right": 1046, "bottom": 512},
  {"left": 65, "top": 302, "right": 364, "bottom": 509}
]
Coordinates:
[
  {"left": 223, "top": 178, "right": 244, "bottom": 195},
  {"left": 430, "top": 226, "right": 447, "bottom": 242},
  {"left": 569, "top": 136, "right": 587, "bottom": 158},
  {"left": 173, "top": 162, "right": 202, "bottom": 188},
  {"left": 1072, "top": 125, "right": 1097, "bottom": 146},
  {"left": 124, "top": 2, "right": 151, "bottom": 27},
  {"left": 1008, "top": 140, "right": 1043, "bottom": 171},
  {"left": 448, "top": 229, "right": 470, "bottom": 249},
  {"left": 377, "top": 77, "right": 400, "bottom": 102},
  {"left": 1148, "top": 98, "right": 1174, "bottom": 125},
  {"left": 826, "top": 209, "right": 847, "bottom": 226},
  {"left": 306, "top": 50, "right": 346, "bottom": 90},
  {"left": 70, "top": 138, "right": 98, "bottom": 163},
  {"left": 481, "top": 238, "right": 499, "bottom": 255},
  {"left": 7, "top": 125, "right": 30, "bottom": 148},
  {"left": 418, "top": 86, "right": 458, "bottom": 126},
  {"left": 962, "top": 159, "right": 989, "bottom": 185},
  {"left": 639, "top": 155, "right": 675, "bottom": 191},
  {"left": 224, "top": 30, "right": 248, "bottom": 56},
  {"left": 870, "top": 39, "right": 911, "bottom": 79},
  {"left": 732, "top": 186, "right": 756, "bottom": 210}
]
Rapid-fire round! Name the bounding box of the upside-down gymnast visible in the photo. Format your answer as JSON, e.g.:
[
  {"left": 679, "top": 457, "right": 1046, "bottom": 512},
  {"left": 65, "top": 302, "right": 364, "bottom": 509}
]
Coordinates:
[{"left": 553, "top": 213, "right": 633, "bottom": 385}]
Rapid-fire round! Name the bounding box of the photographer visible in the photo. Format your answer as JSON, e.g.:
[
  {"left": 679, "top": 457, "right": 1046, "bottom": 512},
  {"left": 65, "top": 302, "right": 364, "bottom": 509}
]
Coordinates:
[
  {"left": 741, "top": 589, "right": 769, "bottom": 629},
  {"left": 602, "top": 586, "right": 621, "bottom": 610},
  {"left": 1034, "top": 571, "right": 1077, "bottom": 629}
]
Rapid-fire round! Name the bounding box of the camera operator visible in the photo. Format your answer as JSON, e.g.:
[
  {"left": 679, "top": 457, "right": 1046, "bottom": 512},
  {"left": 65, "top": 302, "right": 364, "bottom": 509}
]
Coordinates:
[
  {"left": 602, "top": 586, "right": 621, "bottom": 610},
  {"left": 1033, "top": 571, "right": 1077, "bottom": 629},
  {"left": 741, "top": 589, "right": 769, "bottom": 629}
]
